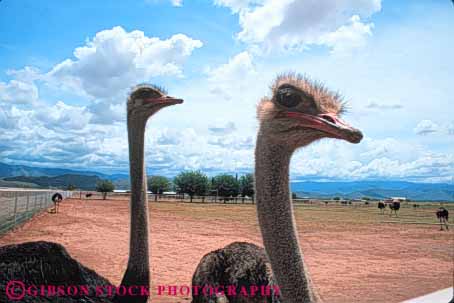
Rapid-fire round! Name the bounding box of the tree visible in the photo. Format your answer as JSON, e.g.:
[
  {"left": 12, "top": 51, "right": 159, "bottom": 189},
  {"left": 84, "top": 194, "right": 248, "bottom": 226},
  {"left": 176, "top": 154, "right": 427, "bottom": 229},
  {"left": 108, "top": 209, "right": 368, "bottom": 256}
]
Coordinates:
[
  {"left": 147, "top": 176, "right": 170, "bottom": 194},
  {"left": 174, "top": 171, "right": 209, "bottom": 202},
  {"left": 333, "top": 196, "right": 341, "bottom": 201},
  {"left": 96, "top": 180, "right": 115, "bottom": 200},
  {"left": 66, "top": 184, "right": 76, "bottom": 191},
  {"left": 239, "top": 173, "right": 254, "bottom": 199},
  {"left": 211, "top": 174, "right": 240, "bottom": 202}
]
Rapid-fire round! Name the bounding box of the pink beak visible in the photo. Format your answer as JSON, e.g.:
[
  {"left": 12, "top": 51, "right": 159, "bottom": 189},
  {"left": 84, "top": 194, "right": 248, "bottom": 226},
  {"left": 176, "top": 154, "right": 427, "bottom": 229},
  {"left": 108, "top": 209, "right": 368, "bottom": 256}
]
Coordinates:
[
  {"left": 280, "top": 112, "right": 363, "bottom": 144},
  {"left": 143, "top": 96, "right": 184, "bottom": 106}
]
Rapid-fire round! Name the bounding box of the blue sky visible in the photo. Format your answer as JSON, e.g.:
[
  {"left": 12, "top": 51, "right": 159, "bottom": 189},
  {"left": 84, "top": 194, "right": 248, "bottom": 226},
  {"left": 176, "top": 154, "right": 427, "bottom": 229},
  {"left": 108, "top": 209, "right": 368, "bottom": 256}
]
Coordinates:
[{"left": 0, "top": 0, "right": 453, "bottom": 182}]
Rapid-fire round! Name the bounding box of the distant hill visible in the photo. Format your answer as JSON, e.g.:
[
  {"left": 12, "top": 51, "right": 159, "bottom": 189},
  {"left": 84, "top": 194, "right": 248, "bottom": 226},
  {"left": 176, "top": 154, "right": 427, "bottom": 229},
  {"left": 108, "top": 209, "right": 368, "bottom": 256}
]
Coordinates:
[
  {"left": 4, "top": 174, "right": 102, "bottom": 190},
  {"left": 0, "top": 162, "right": 127, "bottom": 180},
  {"left": 0, "top": 179, "right": 40, "bottom": 188},
  {"left": 291, "top": 180, "right": 454, "bottom": 201}
]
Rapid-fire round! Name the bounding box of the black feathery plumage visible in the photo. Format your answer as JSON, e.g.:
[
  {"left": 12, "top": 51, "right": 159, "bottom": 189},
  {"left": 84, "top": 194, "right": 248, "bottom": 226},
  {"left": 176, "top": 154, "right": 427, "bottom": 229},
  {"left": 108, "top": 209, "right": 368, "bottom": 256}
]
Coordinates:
[
  {"left": 191, "top": 242, "right": 281, "bottom": 303},
  {"left": 0, "top": 241, "right": 114, "bottom": 302},
  {"left": 436, "top": 207, "right": 449, "bottom": 221}
]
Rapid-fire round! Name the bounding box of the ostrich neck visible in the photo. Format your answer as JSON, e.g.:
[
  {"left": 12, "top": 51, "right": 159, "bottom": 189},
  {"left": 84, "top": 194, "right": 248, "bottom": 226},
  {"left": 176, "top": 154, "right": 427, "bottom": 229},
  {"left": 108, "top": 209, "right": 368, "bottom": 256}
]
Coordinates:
[
  {"left": 255, "top": 131, "right": 320, "bottom": 303},
  {"left": 119, "top": 116, "right": 150, "bottom": 295}
]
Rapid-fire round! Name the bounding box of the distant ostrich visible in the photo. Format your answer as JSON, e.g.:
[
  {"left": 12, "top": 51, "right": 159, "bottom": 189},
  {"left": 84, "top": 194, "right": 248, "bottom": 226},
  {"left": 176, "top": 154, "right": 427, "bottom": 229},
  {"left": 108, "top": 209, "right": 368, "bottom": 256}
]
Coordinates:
[
  {"left": 85, "top": 193, "right": 93, "bottom": 198},
  {"left": 192, "top": 73, "right": 363, "bottom": 302},
  {"left": 49, "top": 192, "right": 63, "bottom": 214},
  {"left": 389, "top": 201, "right": 400, "bottom": 217},
  {"left": 378, "top": 201, "right": 386, "bottom": 214},
  {"left": 436, "top": 207, "right": 449, "bottom": 231},
  {"left": 0, "top": 85, "right": 183, "bottom": 303}
]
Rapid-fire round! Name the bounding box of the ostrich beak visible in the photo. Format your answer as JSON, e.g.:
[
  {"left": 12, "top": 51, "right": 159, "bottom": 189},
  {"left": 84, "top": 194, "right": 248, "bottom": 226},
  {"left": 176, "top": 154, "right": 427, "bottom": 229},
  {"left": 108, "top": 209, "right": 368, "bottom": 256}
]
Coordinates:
[
  {"left": 144, "top": 96, "right": 184, "bottom": 106},
  {"left": 281, "top": 112, "right": 363, "bottom": 144}
]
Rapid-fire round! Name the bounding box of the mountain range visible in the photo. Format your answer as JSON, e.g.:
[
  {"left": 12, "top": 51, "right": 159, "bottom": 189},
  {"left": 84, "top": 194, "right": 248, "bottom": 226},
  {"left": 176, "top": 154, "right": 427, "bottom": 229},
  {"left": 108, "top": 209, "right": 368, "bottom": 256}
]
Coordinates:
[
  {"left": 0, "top": 162, "right": 127, "bottom": 180},
  {"left": 0, "top": 162, "right": 452, "bottom": 201},
  {"left": 291, "top": 180, "right": 453, "bottom": 202}
]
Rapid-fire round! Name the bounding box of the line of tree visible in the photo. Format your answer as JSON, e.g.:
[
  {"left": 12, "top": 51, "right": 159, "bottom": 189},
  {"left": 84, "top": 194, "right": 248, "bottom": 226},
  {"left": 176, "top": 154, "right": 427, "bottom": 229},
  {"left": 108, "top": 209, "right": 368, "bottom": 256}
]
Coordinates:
[
  {"left": 146, "top": 171, "right": 255, "bottom": 203},
  {"left": 85, "top": 172, "right": 255, "bottom": 203}
]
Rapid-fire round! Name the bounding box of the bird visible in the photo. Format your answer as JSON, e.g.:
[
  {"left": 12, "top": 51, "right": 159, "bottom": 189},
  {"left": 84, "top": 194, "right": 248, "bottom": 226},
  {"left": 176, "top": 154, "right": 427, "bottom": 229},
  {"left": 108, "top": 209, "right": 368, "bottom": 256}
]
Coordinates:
[
  {"left": 191, "top": 73, "right": 363, "bottom": 303},
  {"left": 0, "top": 84, "right": 183, "bottom": 303},
  {"left": 378, "top": 201, "right": 386, "bottom": 214},
  {"left": 436, "top": 207, "right": 449, "bottom": 231}
]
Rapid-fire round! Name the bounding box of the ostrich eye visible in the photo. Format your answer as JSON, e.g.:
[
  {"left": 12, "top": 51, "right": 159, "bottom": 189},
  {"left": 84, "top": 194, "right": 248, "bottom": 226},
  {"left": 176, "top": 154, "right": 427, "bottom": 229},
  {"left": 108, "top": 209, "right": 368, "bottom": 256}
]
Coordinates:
[{"left": 277, "top": 87, "right": 301, "bottom": 108}]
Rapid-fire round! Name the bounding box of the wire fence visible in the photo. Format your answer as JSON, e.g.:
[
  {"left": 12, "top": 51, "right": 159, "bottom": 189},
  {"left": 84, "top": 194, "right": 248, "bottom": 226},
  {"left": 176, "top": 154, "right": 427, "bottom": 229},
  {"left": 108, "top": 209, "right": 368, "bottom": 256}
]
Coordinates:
[{"left": 0, "top": 190, "right": 73, "bottom": 235}]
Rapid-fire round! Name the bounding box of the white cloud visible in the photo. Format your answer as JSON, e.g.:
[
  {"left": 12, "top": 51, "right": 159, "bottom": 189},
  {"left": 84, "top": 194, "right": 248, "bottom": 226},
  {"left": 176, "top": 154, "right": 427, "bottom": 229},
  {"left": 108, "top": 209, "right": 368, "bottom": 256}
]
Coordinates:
[
  {"left": 206, "top": 51, "right": 259, "bottom": 100},
  {"left": 216, "top": 0, "right": 381, "bottom": 53},
  {"left": 36, "top": 101, "right": 91, "bottom": 131},
  {"left": 214, "top": 0, "right": 256, "bottom": 13},
  {"left": 414, "top": 120, "right": 439, "bottom": 135},
  {"left": 318, "top": 15, "right": 373, "bottom": 55},
  {"left": 0, "top": 80, "right": 39, "bottom": 104},
  {"left": 47, "top": 26, "right": 202, "bottom": 101},
  {"left": 171, "top": 0, "right": 183, "bottom": 6}
]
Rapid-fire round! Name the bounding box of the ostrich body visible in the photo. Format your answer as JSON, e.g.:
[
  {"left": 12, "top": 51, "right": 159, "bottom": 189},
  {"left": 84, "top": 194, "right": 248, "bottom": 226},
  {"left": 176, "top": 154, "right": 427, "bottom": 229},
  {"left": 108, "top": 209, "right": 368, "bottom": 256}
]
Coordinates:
[
  {"left": 378, "top": 201, "right": 386, "bottom": 214},
  {"left": 0, "top": 85, "right": 182, "bottom": 303},
  {"left": 436, "top": 207, "right": 449, "bottom": 231},
  {"left": 192, "top": 73, "right": 363, "bottom": 303},
  {"left": 192, "top": 242, "right": 280, "bottom": 303},
  {"left": 388, "top": 202, "right": 400, "bottom": 217}
]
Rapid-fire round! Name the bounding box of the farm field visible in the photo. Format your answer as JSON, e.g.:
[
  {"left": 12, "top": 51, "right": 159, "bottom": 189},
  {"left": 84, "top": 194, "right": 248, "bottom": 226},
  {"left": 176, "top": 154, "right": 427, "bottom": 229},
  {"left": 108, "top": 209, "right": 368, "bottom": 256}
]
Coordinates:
[{"left": 0, "top": 198, "right": 452, "bottom": 303}]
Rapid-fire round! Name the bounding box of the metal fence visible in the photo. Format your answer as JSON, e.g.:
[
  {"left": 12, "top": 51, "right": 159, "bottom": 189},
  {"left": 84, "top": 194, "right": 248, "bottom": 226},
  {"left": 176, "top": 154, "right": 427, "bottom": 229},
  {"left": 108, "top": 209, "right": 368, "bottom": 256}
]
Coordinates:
[{"left": 0, "top": 190, "right": 73, "bottom": 235}]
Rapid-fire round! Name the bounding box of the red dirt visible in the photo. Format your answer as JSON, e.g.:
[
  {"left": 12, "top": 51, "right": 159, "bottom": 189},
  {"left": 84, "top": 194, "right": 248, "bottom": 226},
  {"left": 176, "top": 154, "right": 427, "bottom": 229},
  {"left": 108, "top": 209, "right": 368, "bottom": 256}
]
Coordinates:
[{"left": 0, "top": 198, "right": 452, "bottom": 303}]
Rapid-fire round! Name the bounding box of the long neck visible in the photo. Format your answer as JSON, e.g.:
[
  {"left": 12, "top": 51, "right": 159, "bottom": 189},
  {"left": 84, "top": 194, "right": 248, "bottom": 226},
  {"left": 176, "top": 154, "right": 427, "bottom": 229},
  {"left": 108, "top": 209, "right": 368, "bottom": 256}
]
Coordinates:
[
  {"left": 255, "top": 131, "right": 320, "bottom": 303},
  {"left": 117, "top": 116, "right": 150, "bottom": 302}
]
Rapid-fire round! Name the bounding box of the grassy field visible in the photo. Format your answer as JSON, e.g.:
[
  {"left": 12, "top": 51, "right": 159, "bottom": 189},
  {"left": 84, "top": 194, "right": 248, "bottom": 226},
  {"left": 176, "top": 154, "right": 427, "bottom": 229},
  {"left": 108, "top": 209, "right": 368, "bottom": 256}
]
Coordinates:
[{"left": 0, "top": 198, "right": 452, "bottom": 303}]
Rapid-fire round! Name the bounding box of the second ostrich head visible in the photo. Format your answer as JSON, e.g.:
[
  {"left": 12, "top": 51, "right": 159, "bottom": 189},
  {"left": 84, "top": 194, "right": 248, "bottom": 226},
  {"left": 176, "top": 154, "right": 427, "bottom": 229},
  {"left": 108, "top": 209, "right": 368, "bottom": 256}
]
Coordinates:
[
  {"left": 127, "top": 84, "right": 183, "bottom": 120},
  {"left": 258, "top": 73, "right": 363, "bottom": 149}
]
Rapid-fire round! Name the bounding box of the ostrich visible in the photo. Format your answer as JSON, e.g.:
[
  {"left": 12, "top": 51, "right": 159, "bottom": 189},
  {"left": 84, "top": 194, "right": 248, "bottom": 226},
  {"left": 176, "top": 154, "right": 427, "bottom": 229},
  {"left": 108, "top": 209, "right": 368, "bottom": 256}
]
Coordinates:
[
  {"left": 377, "top": 201, "right": 386, "bottom": 214},
  {"left": 436, "top": 207, "right": 449, "bottom": 231},
  {"left": 389, "top": 201, "right": 400, "bottom": 217},
  {"left": 49, "top": 192, "right": 63, "bottom": 214},
  {"left": 0, "top": 85, "right": 183, "bottom": 303},
  {"left": 192, "top": 73, "right": 363, "bottom": 303},
  {"left": 86, "top": 193, "right": 93, "bottom": 198}
]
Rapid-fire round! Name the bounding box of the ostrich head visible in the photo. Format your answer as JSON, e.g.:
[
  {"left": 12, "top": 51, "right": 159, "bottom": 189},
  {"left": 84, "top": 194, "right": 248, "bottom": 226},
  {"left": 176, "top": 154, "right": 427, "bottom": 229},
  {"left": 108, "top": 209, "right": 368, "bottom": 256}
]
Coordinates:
[
  {"left": 127, "top": 84, "right": 183, "bottom": 119},
  {"left": 257, "top": 73, "right": 363, "bottom": 149}
]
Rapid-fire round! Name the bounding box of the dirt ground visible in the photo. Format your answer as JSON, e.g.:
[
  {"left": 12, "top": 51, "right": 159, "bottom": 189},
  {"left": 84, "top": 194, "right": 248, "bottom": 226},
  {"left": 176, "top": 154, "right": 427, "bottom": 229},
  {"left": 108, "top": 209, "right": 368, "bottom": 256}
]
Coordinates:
[{"left": 0, "top": 198, "right": 452, "bottom": 303}]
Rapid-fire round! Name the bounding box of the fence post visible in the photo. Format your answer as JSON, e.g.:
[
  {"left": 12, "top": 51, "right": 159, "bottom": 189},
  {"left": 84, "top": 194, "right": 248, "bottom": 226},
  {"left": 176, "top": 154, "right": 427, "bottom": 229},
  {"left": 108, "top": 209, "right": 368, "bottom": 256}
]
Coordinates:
[
  {"left": 26, "top": 193, "right": 30, "bottom": 211},
  {"left": 13, "top": 192, "right": 18, "bottom": 227}
]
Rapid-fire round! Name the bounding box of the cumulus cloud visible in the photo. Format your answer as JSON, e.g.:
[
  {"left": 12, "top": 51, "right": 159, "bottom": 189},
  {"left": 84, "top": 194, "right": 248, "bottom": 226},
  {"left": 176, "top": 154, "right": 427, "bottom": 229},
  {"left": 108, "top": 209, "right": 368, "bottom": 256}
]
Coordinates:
[
  {"left": 414, "top": 120, "right": 439, "bottom": 135},
  {"left": 216, "top": 0, "right": 381, "bottom": 53},
  {"left": 206, "top": 51, "right": 259, "bottom": 100},
  {"left": 47, "top": 26, "right": 202, "bottom": 101},
  {"left": 0, "top": 26, "right": 203, "bottom": 171},
  {"left": 0, "top": 80, "right": 39, "bottom": 104}
]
